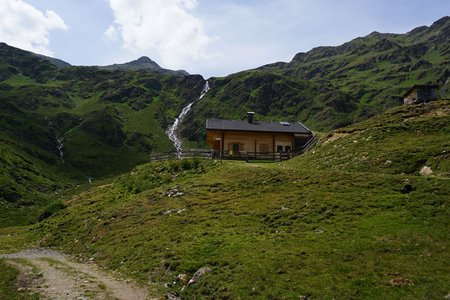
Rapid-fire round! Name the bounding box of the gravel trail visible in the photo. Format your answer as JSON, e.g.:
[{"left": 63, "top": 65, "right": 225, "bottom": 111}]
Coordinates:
[{"left": 1, "top": 248, "right": 155, "bottom": 300}]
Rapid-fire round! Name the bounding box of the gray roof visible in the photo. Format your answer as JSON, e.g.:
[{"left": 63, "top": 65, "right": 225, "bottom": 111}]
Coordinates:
[
  {"left": 206, "top": 119, "right": 312, "bottom": 134},
  {"left": 403, "top": 84, "right": 439, "bottom": 97}
]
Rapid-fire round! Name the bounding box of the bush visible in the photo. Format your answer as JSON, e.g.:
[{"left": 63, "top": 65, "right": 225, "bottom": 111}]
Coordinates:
[
  {"left": 180, "top": 159, "right": 193, "bottom": 170},
  {"left": 38, "top": 200, "right": 66, "bottom": 221}
]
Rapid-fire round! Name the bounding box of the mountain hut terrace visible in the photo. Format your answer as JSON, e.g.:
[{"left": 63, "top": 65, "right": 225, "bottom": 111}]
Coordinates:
[{"left": 206, "top": 112, "right": 314, "bottom": 160}]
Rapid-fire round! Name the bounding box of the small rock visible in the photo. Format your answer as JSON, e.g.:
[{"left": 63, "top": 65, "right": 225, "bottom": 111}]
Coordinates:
[
  {"left": 187, "top": 267, "right": 212, "bottom": 286},
  {"left": 177, "top": 273, "right": 189, "bottom": 285},
  {"left": 166, "top": 292, "right": 182, "bottom": 300},
  {"left": 165, "top": 186, "right": 182, "bottom": 197},
  {"left": 419, "top": 166, "right": 433, "bottom": 176},
  {"left": 325, "top": 210, "right": 335, "bottom": 215},
  {"left": 389, "top": 277, "right": 413, "bottom": 287}
]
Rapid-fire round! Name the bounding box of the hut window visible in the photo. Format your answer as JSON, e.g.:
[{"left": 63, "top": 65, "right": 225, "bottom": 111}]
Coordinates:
[{"left": 259, "top": 144, "right": 269, "bottom": 153}]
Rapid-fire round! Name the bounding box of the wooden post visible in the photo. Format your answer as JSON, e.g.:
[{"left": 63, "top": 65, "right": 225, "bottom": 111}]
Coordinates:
[{"left": 272, "top": 134, "right": 276, "bottom": 160}]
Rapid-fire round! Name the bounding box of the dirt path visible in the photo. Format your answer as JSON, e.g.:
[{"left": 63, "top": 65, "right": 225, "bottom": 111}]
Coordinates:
[{"left": 0, "top": 248, "right": 157, "bottom": 300}]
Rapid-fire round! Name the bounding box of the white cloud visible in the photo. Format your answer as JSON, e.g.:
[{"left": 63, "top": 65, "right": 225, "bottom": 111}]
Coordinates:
[
  {"left": 105, "top": 25, "right": 119, "bottom": 42},
  {"left": 0, "top": 0, "right": 67, "bottom": 56},
  {"left": 105, "top": 0, "right": 212, "bottom": 68}
]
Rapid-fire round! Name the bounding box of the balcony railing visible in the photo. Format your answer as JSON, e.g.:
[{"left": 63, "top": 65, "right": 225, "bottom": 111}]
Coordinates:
[{"left": 150, "top": 135, "right": 317, "bottom": 163}]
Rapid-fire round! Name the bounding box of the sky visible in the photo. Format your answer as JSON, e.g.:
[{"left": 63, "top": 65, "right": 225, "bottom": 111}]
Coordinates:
[{"left": 0, "top": 0, "right": 449, "bottom": 78}]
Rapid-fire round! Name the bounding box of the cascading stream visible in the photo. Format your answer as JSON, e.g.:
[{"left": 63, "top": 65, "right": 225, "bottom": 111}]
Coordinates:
[
  {"left": 167, "top": 81, "right": 210, "bottom": 157},
  {"left": 441, "top": 76, "right": 449, "bottom": 98},
  {"left": 57, "top": 137, "right": 64, "bottom": 163}
]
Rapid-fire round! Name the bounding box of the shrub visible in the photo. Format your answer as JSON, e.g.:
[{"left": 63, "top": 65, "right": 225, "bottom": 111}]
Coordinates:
[{"left": 38, "top": 200, "right": 66, "bottom": 221}]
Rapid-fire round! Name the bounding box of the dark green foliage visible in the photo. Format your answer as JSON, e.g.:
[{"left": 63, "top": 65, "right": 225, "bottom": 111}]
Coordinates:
[
  {"left": 0, "top": 42, "right": 58, "bottom": 82},
  {"left": 38, "top": 200, "right": 66, "bottom": 221},
  {"left": 0, "top": 42, "right": 206, "bottom": 226},
  {"left": 79, "top": 108, "right": 127, "bottom": 147}
]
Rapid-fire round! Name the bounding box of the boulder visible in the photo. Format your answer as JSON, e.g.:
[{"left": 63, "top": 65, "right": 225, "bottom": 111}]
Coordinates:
[
  {"left": 187, "top": 267, "right": 212, "bottom": 286},
  {"left": 419, "top": 166, "right": 433, "bottom": 176}
]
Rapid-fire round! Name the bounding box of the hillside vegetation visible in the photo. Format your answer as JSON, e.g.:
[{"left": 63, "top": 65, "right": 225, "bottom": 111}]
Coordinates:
[
  {"left": 183, "top": 16, "right": 450, "bottom": 144},
  {"left": 1, "top": 17, "right": 449, "bottom": 225},
  {"left": 0, "top": 43, "right": 206, "bottom": 226},
  {"left": 32, "top": 100, "right": 450, "bottom": 299}
]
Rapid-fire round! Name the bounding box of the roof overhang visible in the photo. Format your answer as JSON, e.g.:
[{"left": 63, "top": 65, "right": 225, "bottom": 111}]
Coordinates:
[{"left": 403, "top": 84, "right": 439, "bottom": 98}]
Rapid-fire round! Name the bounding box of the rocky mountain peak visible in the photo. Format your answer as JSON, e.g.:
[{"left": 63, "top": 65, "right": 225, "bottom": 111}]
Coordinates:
[
  {"left": 432, "top": 16, "right": 450, "bottom": 28},
  {"left": 126, "top": 56, "right": 161, "bottom": 69},
  {"left": 136, "top": 56, "right": 152, "bottom": 62},
  {"left": 97, "top": 56, "right": 189, "bottom": 75}
]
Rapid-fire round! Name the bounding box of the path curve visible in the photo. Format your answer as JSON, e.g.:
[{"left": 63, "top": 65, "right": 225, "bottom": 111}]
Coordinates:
[{"left": 1, "top": 248, "right": 156, "bottom": 300}]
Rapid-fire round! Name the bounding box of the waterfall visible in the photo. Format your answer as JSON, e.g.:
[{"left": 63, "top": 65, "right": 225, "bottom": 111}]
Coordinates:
[
  {"left": 441, "top": 76, "right": 449, "bottom": 98},
  {"left": 57, "top": 137, "right": 64, "bottom": 163},
  {"left": 167, "top": 81, "right": 210, "bottom": 157}
]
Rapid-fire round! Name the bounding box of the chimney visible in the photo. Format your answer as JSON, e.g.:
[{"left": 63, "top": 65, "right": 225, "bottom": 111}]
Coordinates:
[{"left": 247, "top": 112, "right": 255, "bottom": 123}]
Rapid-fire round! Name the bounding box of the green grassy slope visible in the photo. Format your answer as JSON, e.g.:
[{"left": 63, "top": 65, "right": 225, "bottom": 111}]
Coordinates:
[
  {"left": 283, "top": 17, "right": 450, "bottom": 104},
  {"left": 0, "top": 43, "right": 206, "bottom": 227},
  {"left": 182, "top": 72, "right": 356, "bottom": 146},
  {"left": 183, "top": 16, "right": 450, "bottom": 146},
  {"left": 34, "top": 101, "right": 450, "bottom": 299},
  {"left": 1, "top": 16, "right": 449, "bottom": 227},
  {"left": 291, "top": 100, "right": 450, "bottom": 175}
]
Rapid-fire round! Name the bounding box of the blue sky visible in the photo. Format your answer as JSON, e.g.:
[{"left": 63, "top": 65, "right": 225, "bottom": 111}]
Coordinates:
[{"left": 0, "top": 0, "right": 449, "bottom": 78}]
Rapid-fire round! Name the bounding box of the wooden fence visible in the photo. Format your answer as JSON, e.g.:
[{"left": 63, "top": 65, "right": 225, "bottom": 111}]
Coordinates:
[
  {"left": 150, "top": 149, "right": 213, "bottom": 162},
  {"left": 150, "top": 135, "right": 317, "bottom": 163}
]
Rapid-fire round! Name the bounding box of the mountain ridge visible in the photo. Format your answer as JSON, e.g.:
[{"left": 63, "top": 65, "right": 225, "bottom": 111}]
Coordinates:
[
  {"left": 0, "top": 16, "right": 449, "bottom": 226},
  {"left": 179, "top": 16, "right": 449, "bottom": 146},
  {"left": 0, "top": 42, "right": 188, "bottom": 76},
  {"left": 98, "top": 56, "right": 189, "bottom": 75},
  {"left": 1, "top": 16, "right": 449, "bottom": 299}
]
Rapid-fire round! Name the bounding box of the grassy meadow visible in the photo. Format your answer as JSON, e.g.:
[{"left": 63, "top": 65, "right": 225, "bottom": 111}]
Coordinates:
[{"left": 14, "top": 101, "right": 446, "bottom": 299}]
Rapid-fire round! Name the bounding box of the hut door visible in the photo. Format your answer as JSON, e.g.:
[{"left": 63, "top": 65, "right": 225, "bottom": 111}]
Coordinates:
[{"left": 213, "top": 139, "right": 221, "bottom": 151}]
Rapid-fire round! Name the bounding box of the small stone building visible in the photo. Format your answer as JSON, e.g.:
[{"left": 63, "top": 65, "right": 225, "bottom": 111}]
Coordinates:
[{"left": 403, "top": 84, "right": 438, "bottom": 105}]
